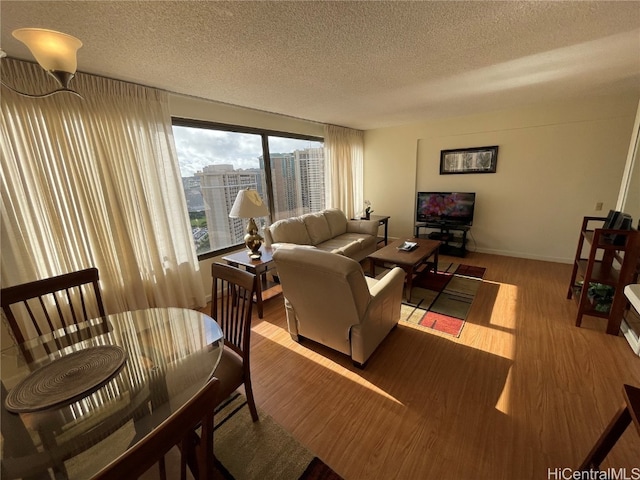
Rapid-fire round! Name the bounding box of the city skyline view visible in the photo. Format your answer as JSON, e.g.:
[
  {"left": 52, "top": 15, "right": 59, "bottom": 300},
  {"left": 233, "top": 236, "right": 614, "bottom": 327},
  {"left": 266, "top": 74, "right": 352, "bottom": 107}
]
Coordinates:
[
  {"left": 173, "top": 126, "right": 322, "bottom": 175},
  {"left": 172, "top": 124, "right": 325, "bottom": 255}
]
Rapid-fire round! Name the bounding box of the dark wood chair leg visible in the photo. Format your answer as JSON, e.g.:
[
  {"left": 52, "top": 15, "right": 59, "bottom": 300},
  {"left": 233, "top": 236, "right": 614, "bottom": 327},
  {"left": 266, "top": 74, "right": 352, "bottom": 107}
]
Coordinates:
[
  {"left": 244, "top": 378, "right": 259, "bottom": 422},
  {"left": 181, "top": 430, "right": 201, "bottom": 479},
  {"left": 578, "top": 403, "right": 632, "bottom": 470},
  {"left": 158, "top": 456, "right": 167, "bottom": 480}
]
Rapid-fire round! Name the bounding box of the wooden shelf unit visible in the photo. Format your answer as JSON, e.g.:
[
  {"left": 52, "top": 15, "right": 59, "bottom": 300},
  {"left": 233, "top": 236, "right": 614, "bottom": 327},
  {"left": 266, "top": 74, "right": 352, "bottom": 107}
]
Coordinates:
[{"left": 567, "top": 216, "right": 640, "bottom": 335}]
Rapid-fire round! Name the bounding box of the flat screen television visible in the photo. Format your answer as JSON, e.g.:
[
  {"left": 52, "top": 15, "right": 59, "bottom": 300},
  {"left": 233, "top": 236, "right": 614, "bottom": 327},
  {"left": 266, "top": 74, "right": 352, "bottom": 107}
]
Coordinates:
[{"left": 416, "top": 192, "right": 476, "bottom": 226}]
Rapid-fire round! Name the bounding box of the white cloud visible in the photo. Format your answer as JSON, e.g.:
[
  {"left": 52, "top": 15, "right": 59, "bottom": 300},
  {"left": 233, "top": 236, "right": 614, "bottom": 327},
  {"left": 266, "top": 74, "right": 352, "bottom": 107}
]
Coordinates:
[{"left": 173, "top": 126, "right": 323, "bottom": 177}]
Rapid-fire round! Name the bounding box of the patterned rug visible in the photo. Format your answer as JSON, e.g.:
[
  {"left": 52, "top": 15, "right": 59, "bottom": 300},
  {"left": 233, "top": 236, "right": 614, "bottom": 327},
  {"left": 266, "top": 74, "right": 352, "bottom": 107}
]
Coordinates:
[
  {"left": 135, "top": 392, "right": 341, "bottom": 480},
  {"left": 214, "top": 393, "right": 342, "bottom": 480},
  {"left": 390, "top": 262, "right": 485, "bottom": 337}
]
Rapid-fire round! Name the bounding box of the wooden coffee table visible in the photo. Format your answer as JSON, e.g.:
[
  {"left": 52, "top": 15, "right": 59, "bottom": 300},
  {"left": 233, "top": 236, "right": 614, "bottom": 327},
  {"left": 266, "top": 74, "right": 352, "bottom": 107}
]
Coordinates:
[{"left": 368, "top": 238, "right": 441, "bottom": 301}]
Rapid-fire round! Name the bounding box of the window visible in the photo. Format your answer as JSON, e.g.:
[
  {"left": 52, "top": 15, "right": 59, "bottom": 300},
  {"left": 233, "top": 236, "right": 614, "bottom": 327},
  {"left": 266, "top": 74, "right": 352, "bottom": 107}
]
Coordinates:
[
  {"left": 172, "top": 119, "right": 324, "bottom": 257},
  {"left": 267, "top": 137, "right": 326, "bottom": 221}
]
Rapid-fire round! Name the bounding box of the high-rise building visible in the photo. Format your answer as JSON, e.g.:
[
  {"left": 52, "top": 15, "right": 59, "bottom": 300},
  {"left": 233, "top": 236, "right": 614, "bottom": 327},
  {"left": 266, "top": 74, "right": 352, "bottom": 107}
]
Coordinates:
[
  {"left": 197, "top": 165, "right": 264, "bottom": 248},
  {"left": 267, "top": 147, "right": 325, "bottom": 220},
  {"left": 268, "top": 152, "right": 299, "bottom": 219},
  {"left": 191, "top": 146, "right": 323, "bottom": 252},
  {"left": 182, "top": 176, "right": 205, "bottom": 212},
  {"left": 297, "top": 147, "right": 325, "bottom": 213}
]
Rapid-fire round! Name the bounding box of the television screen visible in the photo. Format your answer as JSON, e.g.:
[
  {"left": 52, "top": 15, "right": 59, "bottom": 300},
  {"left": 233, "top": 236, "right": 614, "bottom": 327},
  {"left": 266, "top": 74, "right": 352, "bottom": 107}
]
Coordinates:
[{"left": 416, "top": 192, "right": 476, "bottom": 225}]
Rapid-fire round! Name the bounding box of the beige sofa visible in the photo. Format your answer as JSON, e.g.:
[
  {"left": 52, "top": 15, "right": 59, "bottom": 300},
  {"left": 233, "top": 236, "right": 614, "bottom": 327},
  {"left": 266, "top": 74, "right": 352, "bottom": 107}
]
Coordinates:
[
  {"left": 264, "top": 208, "right": 378, "bottom": 262},
  {"left": 272, "top": 246, "right": 405, "bottom": 367}
]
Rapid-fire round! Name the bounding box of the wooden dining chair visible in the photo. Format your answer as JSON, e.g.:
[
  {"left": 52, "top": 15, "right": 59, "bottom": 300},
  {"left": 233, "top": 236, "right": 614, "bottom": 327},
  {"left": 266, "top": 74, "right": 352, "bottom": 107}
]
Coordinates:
[
  {"left": 578, "top": 384, "right": 640, "bottom": 471},
  {"left": 1, "top": 267, "right": 107, "bottom": 349},
  {"left": 0, "top": 268, "right": 109, "bottom": 478},
  {"left": 94, "top": 377, "right": 220, "bottom": 480},
  {"left": 210, "top": 262, "right": 259, "bottom": 422}
]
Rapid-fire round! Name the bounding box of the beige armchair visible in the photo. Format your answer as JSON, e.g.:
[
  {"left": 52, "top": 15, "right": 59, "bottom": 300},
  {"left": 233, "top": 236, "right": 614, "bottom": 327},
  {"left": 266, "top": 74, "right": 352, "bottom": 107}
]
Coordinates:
[{"left": 272, "top": 246, "right": 405, "bottom": 367}]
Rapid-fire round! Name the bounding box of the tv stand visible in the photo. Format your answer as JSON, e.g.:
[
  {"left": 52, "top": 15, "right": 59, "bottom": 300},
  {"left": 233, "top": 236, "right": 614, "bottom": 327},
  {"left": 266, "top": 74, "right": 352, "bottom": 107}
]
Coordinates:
[{"left": 415, "top": 222, "right": 470, "bottom": 257}]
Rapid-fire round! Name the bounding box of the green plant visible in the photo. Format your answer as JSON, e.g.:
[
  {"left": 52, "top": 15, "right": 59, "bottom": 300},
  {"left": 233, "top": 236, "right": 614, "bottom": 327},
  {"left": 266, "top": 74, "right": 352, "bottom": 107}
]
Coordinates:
[{"left": 586, "top": 282, "right": 615, "bottom": 312}]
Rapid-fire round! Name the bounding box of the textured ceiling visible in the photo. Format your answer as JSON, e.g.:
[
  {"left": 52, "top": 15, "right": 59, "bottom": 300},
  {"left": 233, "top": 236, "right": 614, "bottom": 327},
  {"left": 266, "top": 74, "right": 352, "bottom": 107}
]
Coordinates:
[{"left": 1, "top": 1, "right": 639, "bottom": 130}]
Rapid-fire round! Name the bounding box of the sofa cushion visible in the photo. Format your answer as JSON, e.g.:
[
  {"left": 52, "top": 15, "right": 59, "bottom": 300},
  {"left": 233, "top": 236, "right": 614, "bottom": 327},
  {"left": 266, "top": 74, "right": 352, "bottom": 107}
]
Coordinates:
[
  {"left": 269, "top": 217, "right": 312, "bottom": 245},
  {"left": 323, "top": 208, "right": 348, "bottom": 237},
  {"left": 321, "top": 233, "right": 375, "bottom": 258},
  {"left": 303, "top": 213, "right": 332, "bottom": 245}
]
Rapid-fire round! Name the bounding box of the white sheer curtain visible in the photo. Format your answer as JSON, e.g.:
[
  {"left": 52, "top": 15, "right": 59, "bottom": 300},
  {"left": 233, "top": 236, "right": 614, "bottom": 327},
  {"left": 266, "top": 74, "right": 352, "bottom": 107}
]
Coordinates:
[
  {"left": 1, "top": 59, "right": 206, "bottom": 316},
  {"left": 323, "top": 124, "right": 364, "bottom": 219}
]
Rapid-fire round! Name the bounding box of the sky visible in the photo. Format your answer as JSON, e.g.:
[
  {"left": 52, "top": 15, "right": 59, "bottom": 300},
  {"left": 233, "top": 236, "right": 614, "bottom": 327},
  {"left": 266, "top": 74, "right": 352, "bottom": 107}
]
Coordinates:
[{"left": 172, "top": 125, "right": 323, "bottom": 177}]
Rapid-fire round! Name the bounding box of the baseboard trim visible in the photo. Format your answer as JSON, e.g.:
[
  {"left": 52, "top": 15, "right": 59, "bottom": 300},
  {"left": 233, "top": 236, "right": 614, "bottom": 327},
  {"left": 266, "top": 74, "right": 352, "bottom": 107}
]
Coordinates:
[{"left": 470, "top": 247, "right": 573, "bottom": 264}]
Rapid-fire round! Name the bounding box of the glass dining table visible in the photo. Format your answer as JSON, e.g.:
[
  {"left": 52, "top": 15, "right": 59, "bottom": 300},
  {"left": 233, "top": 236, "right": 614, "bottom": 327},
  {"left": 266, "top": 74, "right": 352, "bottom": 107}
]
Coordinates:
[{"left": 1, "top": 307, "right": 224, "bottom": 480}]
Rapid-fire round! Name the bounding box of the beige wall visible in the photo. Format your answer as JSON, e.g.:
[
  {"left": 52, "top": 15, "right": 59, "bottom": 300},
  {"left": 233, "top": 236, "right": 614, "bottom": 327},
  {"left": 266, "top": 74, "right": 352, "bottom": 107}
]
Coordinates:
[
  {"left": 617, "top": 101, "right": 640, "bottom": 226},
  {"left": 170, "top": 94, "right": 324, "bottom": 137},
  {"left": 364, "top": 94, "right": 639, "bottom": 263}
]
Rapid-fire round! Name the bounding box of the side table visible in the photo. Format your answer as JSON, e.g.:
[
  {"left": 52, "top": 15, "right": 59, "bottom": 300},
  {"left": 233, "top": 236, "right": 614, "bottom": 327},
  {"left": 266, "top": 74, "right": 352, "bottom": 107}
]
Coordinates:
[
  {"left": 222, "top": 246, "right": 282, "bottom": 319},
  {"left": 357, "top": 215, "right": 390, "bottom": 246}
]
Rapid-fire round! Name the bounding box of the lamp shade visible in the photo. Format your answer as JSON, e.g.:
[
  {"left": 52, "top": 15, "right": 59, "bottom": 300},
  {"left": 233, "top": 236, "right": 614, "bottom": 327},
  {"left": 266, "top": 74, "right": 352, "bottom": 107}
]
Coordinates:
[
  {"left": 13, "top": 28, "right": 82, "bottom": 74},
  {"left": 229, "top": 189, "right": 269, "bottom": 219}
]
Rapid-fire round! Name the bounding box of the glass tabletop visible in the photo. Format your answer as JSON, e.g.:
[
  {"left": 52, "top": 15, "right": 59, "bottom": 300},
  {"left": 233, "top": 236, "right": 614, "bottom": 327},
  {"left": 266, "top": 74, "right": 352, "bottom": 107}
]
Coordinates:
[{"left": 1, "top": 307, "right": 224, "bottom": 480}]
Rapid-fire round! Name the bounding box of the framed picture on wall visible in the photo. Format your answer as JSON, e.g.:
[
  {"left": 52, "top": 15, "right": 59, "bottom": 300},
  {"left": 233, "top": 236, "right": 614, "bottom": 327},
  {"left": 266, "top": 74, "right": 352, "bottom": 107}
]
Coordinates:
[{"left": 440, "top": 145, "right": 498, "bottom": 174}]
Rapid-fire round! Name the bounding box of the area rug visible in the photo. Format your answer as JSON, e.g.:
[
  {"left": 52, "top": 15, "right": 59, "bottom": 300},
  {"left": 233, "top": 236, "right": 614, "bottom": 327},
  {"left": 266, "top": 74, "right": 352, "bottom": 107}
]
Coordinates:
[
  {"left": 214, "top": 393, "right": 343, "bottom": 480},
  {"left": 396, "top": 262, "right": 485, "bottom": 337}
]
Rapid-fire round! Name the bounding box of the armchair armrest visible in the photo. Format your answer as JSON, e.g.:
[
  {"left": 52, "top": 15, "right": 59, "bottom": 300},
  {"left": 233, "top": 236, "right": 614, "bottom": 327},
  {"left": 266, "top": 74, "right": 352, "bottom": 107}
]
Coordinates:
[
  {"left": 350, "top": 267, "right": 405, "bottom": 366},
  {"left": 368, "top": 267, "right": 405, "bottom": 300},
  {"left": 347, "top": 219, "right": 379, "bottom": 236}
]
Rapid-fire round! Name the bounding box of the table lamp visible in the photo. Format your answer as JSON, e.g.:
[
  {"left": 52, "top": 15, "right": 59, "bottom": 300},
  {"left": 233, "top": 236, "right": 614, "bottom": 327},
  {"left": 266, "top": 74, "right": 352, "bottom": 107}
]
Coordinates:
[{"left": 229, "top": 189, "right": 269, "bottom": 259}]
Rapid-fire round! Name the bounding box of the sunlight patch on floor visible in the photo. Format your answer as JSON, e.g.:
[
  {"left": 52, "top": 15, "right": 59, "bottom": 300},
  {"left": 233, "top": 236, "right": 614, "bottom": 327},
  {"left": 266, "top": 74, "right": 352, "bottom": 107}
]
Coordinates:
[
  {"left": 495, "top": 365, "right": 514, "bottom": 416},
  {"left": 460, "top": 279, "right": 518, "bottom": 415},
  {"left": 252, "top": 320, "right": 404, "bottom": 406},
  {"left": 487, "top": 281, "right": 517, "bottom": 415},
  {"left": 459, "top": 280, "right": 518, "bottom": 363},
  {"left": 488, "top": 280, "right": 518, "bottom": 330}
]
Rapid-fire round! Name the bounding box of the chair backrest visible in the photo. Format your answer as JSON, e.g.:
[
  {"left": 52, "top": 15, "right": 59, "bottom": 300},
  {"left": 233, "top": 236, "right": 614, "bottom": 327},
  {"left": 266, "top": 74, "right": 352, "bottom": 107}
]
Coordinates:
[
  {"left": 272, "top": 246, "right": 372, "bottom": 327},
  {"left": 93, "top": 377, "right": 220, "bottom": 480},
  {"left": 211, "top": 262, "right": 257, "bottom": 357},
  {"left": 1, "top": 267, "right": 106, "bottom": 346}
]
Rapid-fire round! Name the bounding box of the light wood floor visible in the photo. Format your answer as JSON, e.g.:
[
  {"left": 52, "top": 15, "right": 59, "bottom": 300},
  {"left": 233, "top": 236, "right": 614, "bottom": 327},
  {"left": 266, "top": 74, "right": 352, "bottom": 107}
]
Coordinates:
[{"left": 245, "top": 252, "right": 640, "bottom": 480}]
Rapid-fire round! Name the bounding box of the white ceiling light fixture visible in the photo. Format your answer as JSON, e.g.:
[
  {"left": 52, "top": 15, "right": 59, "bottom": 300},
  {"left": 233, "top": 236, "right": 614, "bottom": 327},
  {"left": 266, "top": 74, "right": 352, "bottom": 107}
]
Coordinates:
[{"left": 1, "top": 28, "right": 83, "bottom": 98}]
